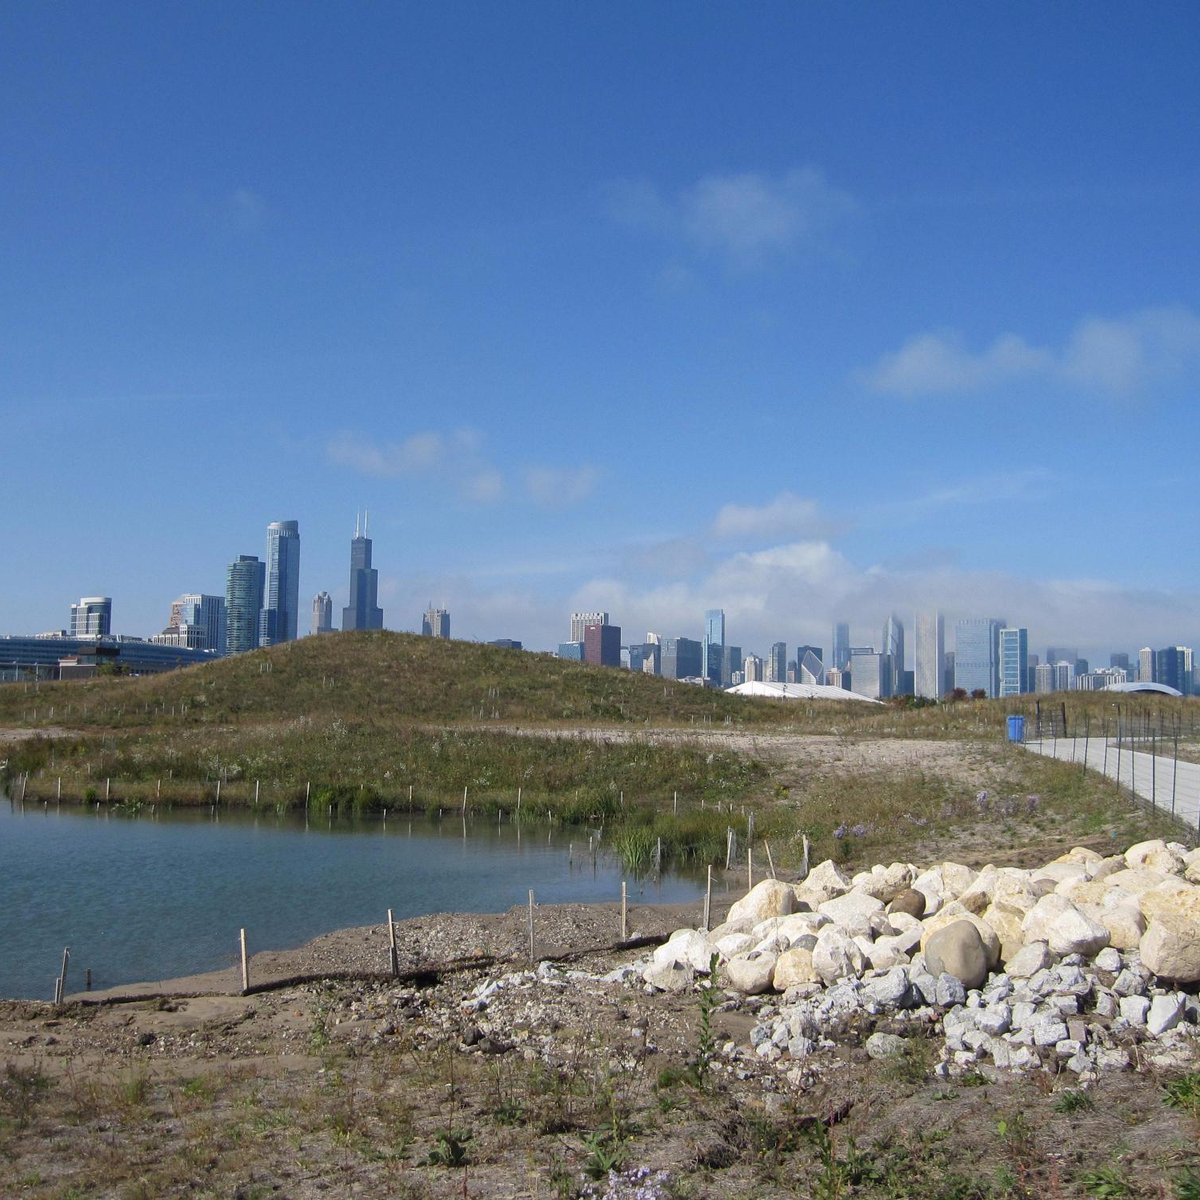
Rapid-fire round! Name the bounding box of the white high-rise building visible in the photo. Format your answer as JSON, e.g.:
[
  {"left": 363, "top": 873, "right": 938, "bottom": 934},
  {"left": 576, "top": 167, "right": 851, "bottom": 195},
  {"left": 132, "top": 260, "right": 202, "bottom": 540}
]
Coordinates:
[
  {"left": 570, "top": 611, "right": 609, "bottom": 642},
  {"left": 70, "top": 596, "right": 112, "bottom": 637},
  {"left": 914, "top": 611, "right": 944, "bottom": 700}
]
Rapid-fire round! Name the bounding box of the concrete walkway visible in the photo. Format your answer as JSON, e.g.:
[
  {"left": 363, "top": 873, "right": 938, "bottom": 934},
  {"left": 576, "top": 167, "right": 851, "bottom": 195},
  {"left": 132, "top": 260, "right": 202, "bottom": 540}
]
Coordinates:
[{"left": 1022, "top": 736, "right": 1200, "bottom": 832}]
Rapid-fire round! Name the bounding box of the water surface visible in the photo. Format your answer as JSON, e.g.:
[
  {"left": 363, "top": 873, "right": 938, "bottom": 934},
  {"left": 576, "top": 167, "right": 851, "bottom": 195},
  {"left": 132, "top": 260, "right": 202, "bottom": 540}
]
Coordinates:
[{"left": 0, "top": 798, "right": 704, "bottom": 999}]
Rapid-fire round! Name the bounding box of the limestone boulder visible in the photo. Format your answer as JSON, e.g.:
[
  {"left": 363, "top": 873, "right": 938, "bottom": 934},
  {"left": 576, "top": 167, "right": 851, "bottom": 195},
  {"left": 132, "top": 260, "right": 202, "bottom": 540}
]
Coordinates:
[
  {"left": 956, "top": 865, "right": 1000, "bottom": 914},
  {"left": 1140, "top": 914, "right": 1200, "bottom": 983},
  {"left": 727, "top": 879, "right": 797, "bottom": 926},
  {"left": 1006, "top": 940, "right": 1053, "bottom": 978},
  {"left": 924, "top": 920, "right": 989, "bottom": 989},
  {"left": 864, "top": 925, "right": 923, "bottom": 971},
  {"left": 1103, "top": 867, "right": 1175, "bottom": 897},
  {"left": 713, "top": 933, "right": 754, "bottom": 960},
  {"left": 772, "top": 947, "right": 821, "bottom": 991},
  {"left": 1125, "top": 839, "right": 1186, "bottom": 875},
  {"left": 811, "top": 926, "right": 867, "bottom": 984},
  {"left": 980, "top": 903, "right": 1025, "bottom": 963},
  {"left": 1139, "top": 879, "right": 1200, "bottom": 926},
  {"left": 642, "top": 960, "right": 694, "bottom": 992},
  {"left": 793, "top": 860, "right": 852, "bottom": 906},
  {"left": 1056, "top": 846, "right": 1103, "bottom": 867},
  {"left": 723, "top": 950, "right": 778, "bottom": 995},
  {"left": 1184, "top": 848, "right": 1200, "bottom": 885},
  {"left": 851, "top": 862, "right": 915, "bottom": 904},
  {"left": 912, "top": 862, "right": 977, "bottom": 913},
  {"left": 818, "top": 891, "right": 885, "bottom": 937},
  {"left": 704, "top": 916, "right": 752, "bottom": 942},
  {"left": 750, "top": 911, "right": 829, "bottom": 944},
  {"left": 1088, "top": 901, "right": 1146, "bottom": 953},
  {"left": 1089, "top": 855, "right": 1125, "bottom": 883},
  {"left": 1021, "top": 894, "right": 1109, "bottom": 958},
  {"left": 651, "top": 928, "right": 716, "bottom": 973},
  {"left": 1031, "top": 861, "right": 1090, "bottom": 889}
]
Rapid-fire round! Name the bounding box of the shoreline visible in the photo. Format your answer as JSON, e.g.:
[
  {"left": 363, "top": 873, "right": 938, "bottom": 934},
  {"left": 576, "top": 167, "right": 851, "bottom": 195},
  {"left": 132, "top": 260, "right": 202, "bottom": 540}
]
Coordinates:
[{"left": 63, "top": 890, "right": 743, "bottom": 1006}]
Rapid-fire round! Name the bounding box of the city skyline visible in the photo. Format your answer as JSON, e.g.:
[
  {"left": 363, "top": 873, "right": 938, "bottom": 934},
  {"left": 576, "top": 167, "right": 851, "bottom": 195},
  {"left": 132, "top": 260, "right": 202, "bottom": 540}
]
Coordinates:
[{"left": 3, "top": 8, "right": 1198, "bottom": 659}]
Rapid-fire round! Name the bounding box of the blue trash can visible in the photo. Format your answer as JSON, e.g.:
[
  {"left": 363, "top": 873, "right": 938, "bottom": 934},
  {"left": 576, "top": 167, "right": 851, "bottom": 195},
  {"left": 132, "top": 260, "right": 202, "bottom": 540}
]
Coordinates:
[{"left": 1006, "top": 714, "right": 1026, "bottom": 743}]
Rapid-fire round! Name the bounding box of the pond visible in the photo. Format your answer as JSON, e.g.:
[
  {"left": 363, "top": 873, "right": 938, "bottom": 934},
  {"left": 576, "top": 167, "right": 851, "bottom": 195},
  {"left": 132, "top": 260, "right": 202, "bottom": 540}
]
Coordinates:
[{"left": 0, "top": 797, "right": 707, "bottom": 1000}]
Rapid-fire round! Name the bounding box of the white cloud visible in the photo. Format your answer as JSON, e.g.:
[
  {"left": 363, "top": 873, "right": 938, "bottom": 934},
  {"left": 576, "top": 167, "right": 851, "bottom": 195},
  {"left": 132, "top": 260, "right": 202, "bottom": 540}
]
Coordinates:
[
  {"left": 523, "top": 465, "right": 601, "bottom": 508},
  {"left": 328, "top": 428, "right": 506, "bottom": 504},
  {"left": 608, "top": 166, "right": 857, "bottom": 268},
  {"left": 712, "top": 491, "right": 843, "bottom": 541},
  {"left": 864, "top": 307, "right": 1200, "bottom": 398}
]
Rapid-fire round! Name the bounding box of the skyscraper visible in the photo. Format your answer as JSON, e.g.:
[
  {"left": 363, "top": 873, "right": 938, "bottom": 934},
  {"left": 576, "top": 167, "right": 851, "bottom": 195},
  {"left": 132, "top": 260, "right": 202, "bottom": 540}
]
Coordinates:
[
  {"left": 166, "top": 593, "right": 227, "bottom": 654},
  {"left": 882, "top": 614, "right": 904, "bottom": 697},
  {"left": 570, "top": 611, "right": 609, "bottom": 642},
  {"left": 832, "top": 622, "right": 851, "bottom": 672},
  {"left": 766, "top": 641, "right": 787, "bottom": 683},
  {"left": 341, "top": 514, "right": 383, "bottom": 632},
  {"left": 584, "top": 621, "right": 621, "bottom": 667},
  {"left": 226, "top": 556, "right": 265, "bottom": 656},
  {"left": 312, "top": 592, "right": 333, "bottom": 635},
  {"left": 797, "top": 646, "right": 823, "bottom": 684},
  {"left": 998, "top": 626, "right": 1029, "bottom": 697},
  {"left": 702, "top": 609, "right": 725, "bottom": 687},
  {"left": 955, "top": 617, "right": 1004, "bottom": 698},
  {"left": 914, "top": 611, "right": 944, "bottom": 700},
  {"left": 422, "top": 607, "right": 450, "bottom": 638},
  {"left": 849, "top": 650, "right": 885, "bottom": 699},
  {"left": 69, "top": 596, "right": 111, "bottom": 637},
  {"left": 260, "top": 520, "right": 300, "bottom": 646}
]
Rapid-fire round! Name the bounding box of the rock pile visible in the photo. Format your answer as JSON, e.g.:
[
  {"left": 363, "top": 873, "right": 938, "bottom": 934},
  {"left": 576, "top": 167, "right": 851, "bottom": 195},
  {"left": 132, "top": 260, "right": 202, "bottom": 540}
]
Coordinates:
[{"left": 638, "top": 838, "right": 1200, "bottom": 1077}]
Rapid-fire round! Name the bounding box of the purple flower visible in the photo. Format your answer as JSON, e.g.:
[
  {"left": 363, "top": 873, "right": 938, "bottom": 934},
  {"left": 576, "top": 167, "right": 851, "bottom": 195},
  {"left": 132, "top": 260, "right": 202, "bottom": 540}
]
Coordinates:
[
  {"left": 850, "top": 823, "right": 869, "bottom": 838},
  {"left": 833, "top": 823, "right": 847, "bottom": 839}
]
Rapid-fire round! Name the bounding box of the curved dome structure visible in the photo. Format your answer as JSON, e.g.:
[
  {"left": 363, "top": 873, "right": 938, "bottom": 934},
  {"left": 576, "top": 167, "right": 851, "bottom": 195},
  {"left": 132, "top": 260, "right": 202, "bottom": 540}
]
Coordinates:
[
  {"left": 726, "top": 680, "right": 881, "bottom": 704},
  {"left": 1103, "top": 681, "right": 1184, "bottom": 697}
]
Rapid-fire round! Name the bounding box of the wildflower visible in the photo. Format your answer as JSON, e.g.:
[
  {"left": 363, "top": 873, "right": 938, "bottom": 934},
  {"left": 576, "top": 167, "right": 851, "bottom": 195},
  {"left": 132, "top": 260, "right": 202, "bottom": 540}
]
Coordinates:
[
  {"left": 580, "top": 1166, "right": 673, "bottom": 1200},
  {"left": 833, "top": 823, "right": 847, "bottom": 840},
  {"left": 850, "top": 823, "right": 869, "bottom": 837}
]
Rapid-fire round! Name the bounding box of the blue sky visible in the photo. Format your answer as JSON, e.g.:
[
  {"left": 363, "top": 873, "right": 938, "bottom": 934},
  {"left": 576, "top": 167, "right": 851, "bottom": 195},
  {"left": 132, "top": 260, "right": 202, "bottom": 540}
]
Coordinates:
[{"left": 3, "top": 3, "right": 1198, "bottom": 663}]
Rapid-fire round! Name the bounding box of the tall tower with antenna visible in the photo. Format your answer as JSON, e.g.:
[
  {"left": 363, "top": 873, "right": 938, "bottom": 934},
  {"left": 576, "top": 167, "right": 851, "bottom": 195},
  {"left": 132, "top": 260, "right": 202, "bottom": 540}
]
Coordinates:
[{"left": 341, "top": 510, "right": 384, "bottom": 632}]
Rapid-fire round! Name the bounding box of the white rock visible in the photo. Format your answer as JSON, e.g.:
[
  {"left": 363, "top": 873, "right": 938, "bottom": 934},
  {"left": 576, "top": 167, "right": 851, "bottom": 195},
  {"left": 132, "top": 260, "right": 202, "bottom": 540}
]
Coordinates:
[
  {"left": 1147, "top": 993, "right": 1186, "bottom": 1036},
  {"left": 1032, "top": 862, "right": 1089, "bottom": 888},
  {"left": 852, "top": 862, "right": 915, "bottom": 904},
  {"left": 922, "top": 906, "right": 1001, "bottom": 970},
  {"left": 1119, "top": 995, "right": 1150, "bottom": 1025},
  {"left": 1125, "top": 839, "right": 1186, "bottom": 875},
  {"left": 642, "top": 960, "right": 694, "bottom": 992},
  {"left": 811, "top": 926, "right": 867, "bottom": 984},
  {"left": 772, "top": 947, "right": 820, "bottom": 991},
  {"left": 1141, "top": 915, "right": 1200, "bottom": 983},
  {"left": 713, "top": 933, "right": 754, "bottom": 960},
  {"left": 1093, "top": 902, "right": 1146, "bottom": 953},
  {"left": 793, "top": 860, "right": 852, "bottom": 906},
  {"left": 727, "top": 879, "right": 798, "bottom": 926},
  {"left": 865, "top": 1032, "right": 907, "bottom": 1059},
  {"left": 653, "top": 928, "right": 716, "bottom": 972},
  {"left": 723, "top": 950, "right": 778, "bottom": 995},
  {"left": 912, "top": 862, "right": 977, "bottom": 912},
  {"left": 750, "top": 911, "right": 829, "bottom": 944},
  {"left": 1102, "top": 867, "right": 1175, "bottom": 896},
  {"left": 1021, "top": 894, "right": 1109, "bottom": 958},
  {"left": 1006, "top": 941, "right": 1053, "bottom": 978},
  {"left": 818, "top": 891, "right": 885, "bottom": 936}
]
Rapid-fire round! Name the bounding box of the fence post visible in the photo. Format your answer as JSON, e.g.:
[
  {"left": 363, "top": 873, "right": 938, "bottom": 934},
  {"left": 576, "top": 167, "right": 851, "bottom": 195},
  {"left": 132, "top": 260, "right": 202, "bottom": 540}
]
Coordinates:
[
  {"left": 527, "top": 890, "right": 535, "bottom": 964},
  {"left": 703, "top": 865, "right": 712, "bottom": 931},
  {"left": 621, "top": 881, "right": 628, "bottom": 940},
  {"left": 240, "top": 928, "right": 249, "bottom": 994},
  {"left": 387, "top": 908, "right": 399, "bottom": 978}
]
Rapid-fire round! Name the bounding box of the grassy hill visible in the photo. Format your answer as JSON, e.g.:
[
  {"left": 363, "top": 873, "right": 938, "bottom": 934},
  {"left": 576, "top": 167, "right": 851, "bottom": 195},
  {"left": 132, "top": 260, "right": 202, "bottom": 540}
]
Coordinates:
[{"left": 2, "top": 632, "right": 1196, "bottom": 871}]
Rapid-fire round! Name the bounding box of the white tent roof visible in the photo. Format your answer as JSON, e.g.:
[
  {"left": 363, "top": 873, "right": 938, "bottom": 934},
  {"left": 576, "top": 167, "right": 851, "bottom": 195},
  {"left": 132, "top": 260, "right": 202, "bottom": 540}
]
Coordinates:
[{"left": 726, "top": 680, "right": 881, "bottom": 704}]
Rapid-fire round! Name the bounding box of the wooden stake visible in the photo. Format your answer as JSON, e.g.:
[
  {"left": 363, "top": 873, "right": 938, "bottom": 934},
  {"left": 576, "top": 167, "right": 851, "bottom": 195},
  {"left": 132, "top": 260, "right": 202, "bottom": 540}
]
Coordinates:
[
  {"left": 764, "top": 840, "right": 777, "bottom": 879},
  {"left": 255, "top": 780, "right": 260, "bottom": 804},
  {"left": 747, "top": 847, "right": 753, "bottom": 890},
  {"left": 462, "top": 786, "right": 468, "bottom": 814},
  {"left": 387, "top": 909, "right": 399, "bottom": 978},
  {"left": 104, "top": 778, "right": 110, "bottom": 801},
  {"left": 240, "top": 928, "right": 249, "bottom": 993},
  {"left": 703, "top": 865, "right": 712, "bottom": 931},
  {"left": 621, "top": 881, "right": 628, "bottom": 940},
  {"left": 215, "top": 779, "right": 221, "bottom": 805},
  {"left": 527, "top": 890, "right": 535, "bottom": 964}
]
